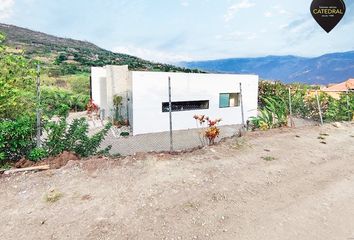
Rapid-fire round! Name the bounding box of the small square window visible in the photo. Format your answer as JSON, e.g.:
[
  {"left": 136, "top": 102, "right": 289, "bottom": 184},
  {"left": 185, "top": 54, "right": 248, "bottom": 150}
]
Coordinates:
[{"left": 219, "top": 93, "right": 240, "bottom": 108}]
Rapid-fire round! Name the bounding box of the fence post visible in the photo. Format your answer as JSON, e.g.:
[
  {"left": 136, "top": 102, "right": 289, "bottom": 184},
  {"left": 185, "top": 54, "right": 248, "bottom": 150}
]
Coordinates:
[
  {"left": 346, "top": 90, "right": 351, "bottom": 121},
  {"left": 168, "top": 77, "right": 173, "bottom": 152},
  {"left": 315, "top": 90, "right": 324, "bottom": 125},
  {"left": 288, "top": 88, "right": 294, "bottom": 128},
  {"left": 239, "top": 83, "right": 245, "bottom": 128},
  {"left": 36, "top": 64, "right": 41, "bottom": 148}
]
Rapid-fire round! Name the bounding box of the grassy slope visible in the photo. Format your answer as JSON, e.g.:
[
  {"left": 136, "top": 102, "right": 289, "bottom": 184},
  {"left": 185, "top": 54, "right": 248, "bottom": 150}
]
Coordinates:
[
  {"left": 0, "top": 23, "right": 201, "bottom": 108},
  {"left": 0, "top": 23, "right": 199, "bottom": 75}
]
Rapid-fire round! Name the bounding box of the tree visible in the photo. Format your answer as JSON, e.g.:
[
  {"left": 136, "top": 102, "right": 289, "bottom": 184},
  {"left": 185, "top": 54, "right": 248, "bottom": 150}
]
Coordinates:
[{"left": 0, "top": 32, "right": 37, "bottom": 119}]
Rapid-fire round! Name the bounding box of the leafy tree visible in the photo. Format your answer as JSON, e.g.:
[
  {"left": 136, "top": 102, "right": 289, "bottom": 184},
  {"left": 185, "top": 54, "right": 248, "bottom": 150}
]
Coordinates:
[
  {"left": 55, "top": 53, "right": 67, "bottom": 64},
  {"left": 0, "top": 33, "right": 37, "bottom": 119}
]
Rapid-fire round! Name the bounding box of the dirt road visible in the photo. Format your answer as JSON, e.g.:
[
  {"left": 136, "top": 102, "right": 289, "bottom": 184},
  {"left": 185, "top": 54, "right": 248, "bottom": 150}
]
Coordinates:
[{"left": 1, "top": 123, "right": 354, "bottom": 240}]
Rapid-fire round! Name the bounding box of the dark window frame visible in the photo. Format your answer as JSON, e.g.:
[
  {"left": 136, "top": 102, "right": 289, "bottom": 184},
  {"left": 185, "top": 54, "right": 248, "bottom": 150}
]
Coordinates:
[{"left": 162, "top": 100, "right": 209, "bottom": 113}]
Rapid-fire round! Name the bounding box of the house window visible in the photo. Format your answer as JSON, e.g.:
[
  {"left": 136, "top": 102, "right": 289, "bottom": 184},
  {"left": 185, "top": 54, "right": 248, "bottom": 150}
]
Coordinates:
[
  {"left": 219, "top": 93, "right": 240, "bottom": 108},
  {"left": 162, "top": 100, "right": 209, "bottom": 112}
]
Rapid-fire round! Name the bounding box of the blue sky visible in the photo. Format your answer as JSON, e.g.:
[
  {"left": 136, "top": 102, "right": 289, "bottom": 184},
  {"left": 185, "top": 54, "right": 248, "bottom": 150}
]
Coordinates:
[{"left": 0, "top": 0, "right": 353, "bottom": 63}]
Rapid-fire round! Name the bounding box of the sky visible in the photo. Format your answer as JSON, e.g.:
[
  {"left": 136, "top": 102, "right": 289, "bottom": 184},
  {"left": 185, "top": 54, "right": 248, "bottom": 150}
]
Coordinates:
[{"left": 0, "top": 0, "right": 354, "bottom": 63}]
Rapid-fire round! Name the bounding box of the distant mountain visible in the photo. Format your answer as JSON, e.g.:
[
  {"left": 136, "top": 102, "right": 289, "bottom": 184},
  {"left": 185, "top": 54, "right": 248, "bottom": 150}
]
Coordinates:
[
  {"left": 0, "top": 23, "right": 199, "bottom": 75},
  {"left": 180, "top": 52, "right": 354, "bottom": 84}
]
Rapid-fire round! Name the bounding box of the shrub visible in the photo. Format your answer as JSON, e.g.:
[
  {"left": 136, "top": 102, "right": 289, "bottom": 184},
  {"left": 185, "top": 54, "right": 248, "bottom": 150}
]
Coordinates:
[
  {"left": 44, "top": 117, "right": 112, "bottom": 158},
  {"left": 41, "top": 86, "right": 89, "bottom": 115},
  {"left": 324, "top": 93, "right": 354, "bottom": 122},
  {"left": 0, "top": 116, "right": 36, "bottom": 162},
  {"left": 194, "top": 115, "right": 222, "bottom": 145},
  {"left": 28, "top": 147, "right": 48, "bottom": 162},
  {"left": 113, "top": 95, "right": 123, "bottom": 121},
  {"left": 67, "top": 74, "right": 90, "bottom": 95},
  {"left": 250, "top": 96, "right": 289, "bottom": 130}
]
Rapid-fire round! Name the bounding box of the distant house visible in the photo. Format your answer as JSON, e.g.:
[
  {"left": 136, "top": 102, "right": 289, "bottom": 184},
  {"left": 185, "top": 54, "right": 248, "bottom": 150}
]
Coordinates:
[
  {"left": 322, "top": 79, "right": 354, "bottom": 99},
  {"left": 91, "top": 65, "right": 259, "bottom": 135}
]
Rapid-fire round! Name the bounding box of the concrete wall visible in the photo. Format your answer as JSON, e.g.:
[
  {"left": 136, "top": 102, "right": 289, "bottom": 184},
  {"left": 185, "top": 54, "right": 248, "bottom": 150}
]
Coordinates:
[
  {"left": 131, "top": 71, "right": 258, "bottom": 135},
  {"left": 105, "top": 65, "right": 131, "bottom": 120},
  {"left": 91, "top": 65, "right": 132, "bottom": 121},
  {"left": 91, "top": 67, "right": 106, "bottom": 108}
]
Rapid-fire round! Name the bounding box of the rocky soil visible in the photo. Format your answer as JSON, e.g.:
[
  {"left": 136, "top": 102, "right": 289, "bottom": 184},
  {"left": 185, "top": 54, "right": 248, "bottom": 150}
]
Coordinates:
[{"left": 1, "top": 123, "right": 353, "bottom": 240}]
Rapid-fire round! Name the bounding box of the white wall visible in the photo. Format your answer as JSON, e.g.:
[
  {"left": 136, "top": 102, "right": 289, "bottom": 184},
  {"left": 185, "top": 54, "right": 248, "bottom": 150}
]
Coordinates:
[
  {"left": 131, "top": 71, "right": 258, "bottom": 135},
  {"left": 91, "top": 67, "right": 106, "bottom": 107},
  {"left": 91, "top": 65, "right": 132, "bottom": 121},
  {"left": 105, "top": 65, "right": 131, "bottom": 119}
]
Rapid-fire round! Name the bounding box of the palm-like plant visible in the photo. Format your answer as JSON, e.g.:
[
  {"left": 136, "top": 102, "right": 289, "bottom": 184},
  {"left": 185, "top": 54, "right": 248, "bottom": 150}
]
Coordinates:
[{"left": 251, "top": 96, "right": 289, "bottom": 130}]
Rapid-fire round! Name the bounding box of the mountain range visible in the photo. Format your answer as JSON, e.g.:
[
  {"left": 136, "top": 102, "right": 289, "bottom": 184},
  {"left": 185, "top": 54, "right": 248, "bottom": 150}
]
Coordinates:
[
  {"left": 0, "top": 23, "right": 353, "bottom": 85},
  {"left": 180, "top": 52, "right": 354, "bottom": 85}
]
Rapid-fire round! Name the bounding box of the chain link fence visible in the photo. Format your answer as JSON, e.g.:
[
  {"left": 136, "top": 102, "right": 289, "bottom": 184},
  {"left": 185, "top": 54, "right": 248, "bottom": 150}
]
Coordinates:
[
  {"left": 288, "top": 89, "right": 354, "bottom": 126},
  {"left": 69, "top": 84, "right": 353, "bottom": 157},
  {"left": 81, "top": 80, "right": 247, "bottom": 156}
]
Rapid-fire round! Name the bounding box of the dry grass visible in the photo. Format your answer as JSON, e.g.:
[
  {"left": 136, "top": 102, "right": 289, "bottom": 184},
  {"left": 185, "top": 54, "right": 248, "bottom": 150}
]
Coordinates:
[{"left": 44, "top": 190, "right": 63, "bottom": 203}]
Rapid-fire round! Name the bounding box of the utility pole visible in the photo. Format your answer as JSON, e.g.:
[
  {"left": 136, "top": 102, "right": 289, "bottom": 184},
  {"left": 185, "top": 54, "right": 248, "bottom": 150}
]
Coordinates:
[{"left": 36, "top": 64, "right": 41, "bottom": 147}]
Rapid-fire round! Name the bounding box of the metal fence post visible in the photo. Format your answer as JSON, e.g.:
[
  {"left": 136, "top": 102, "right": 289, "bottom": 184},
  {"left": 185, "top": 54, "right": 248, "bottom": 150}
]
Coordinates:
[
  {"left": 36, "top": 64, "right": 41, "bottom": 148},
  {"left": 315, "top": 90, "right": 324, "bottom": 125},
  {"left": 346, "top": 90, "right": 351, "bottom": 121},
  {"left": 239, "top": 82, "right": 245, "bottom": 128},
  {"left": 168, "top": 77, "right": 173, "bottom": 152},
  {"left": 288, "top": 88, "right": 294, "bottom": 128}
]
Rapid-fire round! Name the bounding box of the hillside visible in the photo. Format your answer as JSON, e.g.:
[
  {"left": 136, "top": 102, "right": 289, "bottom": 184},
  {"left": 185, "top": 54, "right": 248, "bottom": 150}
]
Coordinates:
[
  {"left": 0, "top": 23, "right": 199, "bottom": 76},
  {"left": 180, "top": 52, "right": 354, "bottom": 84}
]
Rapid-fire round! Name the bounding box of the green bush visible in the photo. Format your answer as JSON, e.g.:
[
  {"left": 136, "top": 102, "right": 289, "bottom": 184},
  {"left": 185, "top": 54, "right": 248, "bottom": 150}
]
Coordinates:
[
  {"left": 44, "top": 117, "right": 112, "bottom": 158},
  {"left": 250, "top": 96, "right": 289, "bottom": 130},
  {"left": 28, "top": 147, "right": 47, "bottom": 162},
  {"left": 324, "top": 93, "right": 354, "bottom": 122},
  {"left": 0, "top": 116, "right": 36, "bottom": 162},
  {"left": 0, "top": 114, "right": 112, "bottom": 164},
  {"left": 41, "top": 86, "right": 89, "bottom": 115},
  {"left": 67, "top": 74, "right": 90, "bottom": 95},
  {"left": 258, "top": 81, "right": 354, "bottom": 123}
]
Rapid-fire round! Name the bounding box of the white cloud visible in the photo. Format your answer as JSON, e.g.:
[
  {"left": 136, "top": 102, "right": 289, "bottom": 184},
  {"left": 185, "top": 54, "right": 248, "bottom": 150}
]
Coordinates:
[
  {"left": 181, "top": 1, "right": 189, "bottom": 7},
  {"left": 216, "top": 31, "right": 258, "bottom": 41},
  {"left": 264, "top": 6, "right": 291, "bottom": 18},
  {"left": 224, "top": 0, "right": 255, "bottom": 22},
  {"left": 272, "top": 5, "right": 291, "bottom": 16},
  {"left": 0, "top": 0, "right": 15, "bottom": 20},
  {"left": 112, "top": 45, "right": 194, "bottom": 63},
  {"left": 264, "top": 11, "right": 272, "bottom": 18}
]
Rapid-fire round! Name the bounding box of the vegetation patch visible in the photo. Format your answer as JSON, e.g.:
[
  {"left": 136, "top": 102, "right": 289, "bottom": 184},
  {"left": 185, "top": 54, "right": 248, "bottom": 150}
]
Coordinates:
[
  {"left": 261, "top": 156, "right": 277, "bottom": 162},
  {"left": 231, "top": 138, "right": 249, "bottom": 150},
  {"left": 250, "top": 81, "right": 354, "bottom": 131},
  {"left": 44, "top": 189, "right": 63, "bottom": 203}
]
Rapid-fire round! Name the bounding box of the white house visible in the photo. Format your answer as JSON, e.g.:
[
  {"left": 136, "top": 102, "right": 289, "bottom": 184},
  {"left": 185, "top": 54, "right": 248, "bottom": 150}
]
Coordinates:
[{"left": 91, "top": 65, "right": 259, "bottom": 135}]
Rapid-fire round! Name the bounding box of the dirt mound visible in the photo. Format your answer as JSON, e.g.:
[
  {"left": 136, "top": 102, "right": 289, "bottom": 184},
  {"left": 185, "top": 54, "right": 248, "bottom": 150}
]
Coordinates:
[
  {"left": 15, "top": 158, "right": 35, "bottom": 168},
  {"left": 14, "top": 152, "right": 80, "bottom": 169},
  {"left": 44, "top": 151, "right": 80, "bottom": 169}
]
